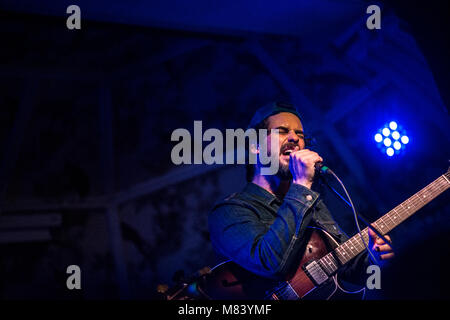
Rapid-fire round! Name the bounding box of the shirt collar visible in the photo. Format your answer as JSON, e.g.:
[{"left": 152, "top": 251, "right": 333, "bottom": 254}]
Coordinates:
[{"left": 243, "top": 182, "right": 282, "bottom": 206}]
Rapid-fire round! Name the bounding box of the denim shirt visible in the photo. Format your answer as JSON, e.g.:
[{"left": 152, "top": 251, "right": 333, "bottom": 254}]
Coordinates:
[{"left": 208, "top": 182, "right": 370, "bottom": 285}]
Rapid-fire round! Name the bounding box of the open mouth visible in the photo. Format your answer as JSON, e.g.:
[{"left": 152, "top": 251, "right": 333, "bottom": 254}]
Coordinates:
[{"left": 281, "top": 146, "right": 299, "bottom": 156}]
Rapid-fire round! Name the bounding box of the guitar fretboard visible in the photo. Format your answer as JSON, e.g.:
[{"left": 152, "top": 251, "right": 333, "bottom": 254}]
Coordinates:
[{"left": 317, "top": 171, "right": 450, "bottom": 275}]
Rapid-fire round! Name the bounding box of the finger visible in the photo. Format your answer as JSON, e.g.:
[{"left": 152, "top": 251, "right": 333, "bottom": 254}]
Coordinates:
[
  {"left": 293, "top": 149, "right": 319, "bottom": 158},
  {"left": 376, "top": 238, "right": 387, "bottom": 245},
  {"left": 294, "top": 149, "right": 312, "bottom": 154},
  {"left": 376, "top": 235, "right": 392, "bottom": 243},
  {"left": 292, "top": 153, "right": 322, "bottom": 166},
  {"left": 291, "top": 153, "right": 320, "bottom": 162},
  {"left": 313, "top": 156, "right": 324, "bottom": 164},
  {"left": 368, "top": 228, "right": 377, "bottom": 240},
  {"left": 376, "top": 243, "right": 393, "bottom": 252},
  {"left": 380, "top": 252, "right": 395, "bottom": 260},
  {"left": 376, "top": 237, "right": 392, "bottom": 245}
]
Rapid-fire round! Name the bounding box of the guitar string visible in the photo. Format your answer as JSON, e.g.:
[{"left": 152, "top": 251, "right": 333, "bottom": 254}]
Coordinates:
[
  {"left": 334, "top": 175, "right": 448, "bottom": 263},
  {"left": 272, "top": 175, "right": 449, "bottom": 298},
  {"left": 288, "top": 175, "right": 448, "bottom": 289}
]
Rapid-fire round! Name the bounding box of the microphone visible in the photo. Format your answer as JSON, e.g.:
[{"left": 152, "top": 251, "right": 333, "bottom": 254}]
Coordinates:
[{"left": 315, "top": 162, "right": 330, "bottom": 174}]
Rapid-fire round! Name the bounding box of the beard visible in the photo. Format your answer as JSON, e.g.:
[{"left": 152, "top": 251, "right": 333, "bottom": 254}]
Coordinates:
[
  {"left": 277, "top": 142, "right": 298, "bottom": 180},
  {"left": 278, "top": 160, "right": 292, "bottom": 180},
  {"left": 257, "top": 142, "right": 297, "bottom": 181}
]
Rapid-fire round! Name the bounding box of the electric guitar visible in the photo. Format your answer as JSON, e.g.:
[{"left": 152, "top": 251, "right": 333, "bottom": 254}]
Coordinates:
[{"left": 200, "top": 169, "right": 450, "bottom": 300}]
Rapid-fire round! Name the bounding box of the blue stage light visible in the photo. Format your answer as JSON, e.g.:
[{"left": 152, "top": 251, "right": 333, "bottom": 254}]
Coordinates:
[
  {"left": 389, "top": 121, "right": 398, "bottom": 130},
  {"left": 391, "top": 131, "right": 400, "bottom": 140},
  {"left": 386, "top": 147, "right": 394, "bottom": 156},
  {"left": 401, "top": 135, "right": 409, "bottom": 144},
  {"left": 374, "top": 121, "right": 409, "bottom": 157},
  {"left": 374, "top": 133, "right": 383, "bottom": 142}
]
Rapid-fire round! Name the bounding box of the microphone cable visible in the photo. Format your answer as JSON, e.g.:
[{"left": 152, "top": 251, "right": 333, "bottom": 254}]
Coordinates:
[{"left": 317, "top": 165, "right": 379, "bottom": 264}]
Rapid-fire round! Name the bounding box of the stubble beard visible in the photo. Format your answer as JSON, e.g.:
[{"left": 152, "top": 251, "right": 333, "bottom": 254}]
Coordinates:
[{"left": 278, "top": 159, "right": 292, "bottom": 181}]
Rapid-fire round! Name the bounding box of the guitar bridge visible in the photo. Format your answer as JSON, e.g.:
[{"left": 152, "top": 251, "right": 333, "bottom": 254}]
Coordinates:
[{"left": 303, "top": 260, "right": 329, "bottom": 286}]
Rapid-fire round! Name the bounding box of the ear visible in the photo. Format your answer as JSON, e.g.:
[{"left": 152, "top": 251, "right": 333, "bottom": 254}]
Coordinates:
[{"left": 249, "top": 143, "right": 260, "bottom": 155}]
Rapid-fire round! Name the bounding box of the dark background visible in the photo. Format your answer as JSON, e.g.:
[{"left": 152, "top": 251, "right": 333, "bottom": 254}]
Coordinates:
[{"left": 0, "top": 0, "right": 448, "bottom": 299}]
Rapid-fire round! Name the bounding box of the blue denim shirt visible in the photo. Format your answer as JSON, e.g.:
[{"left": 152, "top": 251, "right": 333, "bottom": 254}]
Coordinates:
[{"left": 208, "top": 182, "right": 370, "bottom": 285}]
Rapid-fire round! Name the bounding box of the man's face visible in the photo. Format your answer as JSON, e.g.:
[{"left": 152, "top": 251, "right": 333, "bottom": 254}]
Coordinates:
[{"left": 264, "top": 112, "right": 306, "bottom": 179}]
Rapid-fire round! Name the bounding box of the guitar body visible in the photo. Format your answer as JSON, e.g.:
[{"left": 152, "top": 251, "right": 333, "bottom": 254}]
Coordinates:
[{"left": 202, "top": 228, "right": 364, "bottom": 300}]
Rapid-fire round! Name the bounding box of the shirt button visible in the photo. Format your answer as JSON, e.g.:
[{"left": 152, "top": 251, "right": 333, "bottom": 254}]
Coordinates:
[{"left": 306, "top": 195, "right": 313, "bottom": 201}]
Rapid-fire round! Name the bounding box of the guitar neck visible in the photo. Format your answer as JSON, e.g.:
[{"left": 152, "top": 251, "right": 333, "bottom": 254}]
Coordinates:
[{"left": 317, "top": 172, "right": 450, "bottom": 275}]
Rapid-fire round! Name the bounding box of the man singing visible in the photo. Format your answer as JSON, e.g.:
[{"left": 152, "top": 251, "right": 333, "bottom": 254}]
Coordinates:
[{"left": 208, "top": 101, "right": 394, "bottom": 299}]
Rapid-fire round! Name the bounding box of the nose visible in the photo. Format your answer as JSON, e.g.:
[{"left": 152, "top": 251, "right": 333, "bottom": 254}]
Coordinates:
[{"left": 287, "top": 129, "right": 299, "bottom": 143}]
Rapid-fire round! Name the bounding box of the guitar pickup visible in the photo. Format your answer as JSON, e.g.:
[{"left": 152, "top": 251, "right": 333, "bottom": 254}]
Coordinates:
[{"left": 303, "top": 260, "right": 329, "bottom": 286}]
